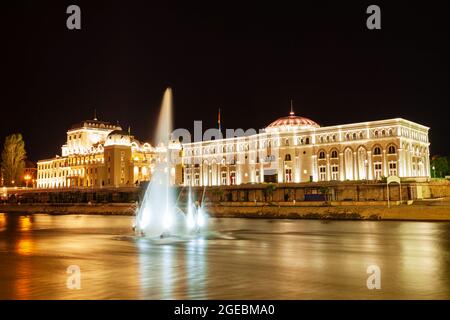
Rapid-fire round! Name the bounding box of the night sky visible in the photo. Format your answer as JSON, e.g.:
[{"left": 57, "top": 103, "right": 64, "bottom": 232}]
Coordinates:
[{"left": 1, "top": 1, "right": 449, "bottom": 162}]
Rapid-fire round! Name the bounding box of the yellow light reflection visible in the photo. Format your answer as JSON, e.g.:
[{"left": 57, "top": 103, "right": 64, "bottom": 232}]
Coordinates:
[
  {"left": 19, "top": 216, "right": 32, "bottom": 231},
  {"left": 16, "top": 238, "right": 34, "bottom": 256},
  {"left": 14, "top": 260, "right": 32, "bottom": 299},
  {"left": 0, "top": 213, "right": 6, "bottom": 232}
]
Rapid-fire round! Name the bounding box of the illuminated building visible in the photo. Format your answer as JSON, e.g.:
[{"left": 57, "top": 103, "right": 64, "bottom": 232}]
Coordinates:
[
  {"left": 37, "top": 118, "right": 157, "bottom": 188},
  {"left": 178, "top": 110, "right": 431, "bottom": 186}
]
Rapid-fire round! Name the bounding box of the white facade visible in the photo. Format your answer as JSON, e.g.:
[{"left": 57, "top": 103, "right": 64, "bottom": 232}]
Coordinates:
[
  {"left": 37, "top": 119, "right": 157, "bottom": 189},
  {"left": 178, "top": 113, "right": 430, "bottom": 186}
]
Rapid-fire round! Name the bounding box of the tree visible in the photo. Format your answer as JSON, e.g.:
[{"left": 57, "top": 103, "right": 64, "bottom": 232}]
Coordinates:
[
  {"left": 319, "top": 186, "right": 330, "bottom": 201},
  {"left": 264, "top": 183, "right": 277, "bottom": 202},
  {"left": 1, "top": 134, "right": 27, "bottom": 186},
  {"left": 431, "top": 156, "right": 449, "bottom": 178}
]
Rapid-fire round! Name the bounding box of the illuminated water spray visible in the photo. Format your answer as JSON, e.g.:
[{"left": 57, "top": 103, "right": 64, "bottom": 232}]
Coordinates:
[{"left": 135, "top": 88, "right": 207, "bottom": 238}]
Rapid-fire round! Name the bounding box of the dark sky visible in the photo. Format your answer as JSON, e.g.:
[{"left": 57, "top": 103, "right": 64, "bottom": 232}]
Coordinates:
[{"left": 1, "top": 1, "right": 449, "bottom": 162}]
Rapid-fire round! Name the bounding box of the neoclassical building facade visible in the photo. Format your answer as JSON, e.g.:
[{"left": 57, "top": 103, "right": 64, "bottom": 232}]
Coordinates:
[
  {"left": 37, "top": 118, "right": 159, "bottom": 189},
  {"left": 177, "top": 111, "right": 430, "bottom": 186}
]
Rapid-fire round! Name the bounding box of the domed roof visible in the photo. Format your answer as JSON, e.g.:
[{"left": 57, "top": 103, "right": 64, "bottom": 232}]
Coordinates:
[
  {"left": 107, "top": 129, "right": 129, "bottom": 137},
  {"left": 267, "top": 110, "right": 319, "bottom": 131},
  {"left": 105, "top": 129, "right": 131, "bottom": 147}
]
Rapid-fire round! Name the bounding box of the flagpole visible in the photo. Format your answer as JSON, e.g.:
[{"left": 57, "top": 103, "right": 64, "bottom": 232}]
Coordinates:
[{"left": 218, "top": 107, "right": 221, "bottom": 133}]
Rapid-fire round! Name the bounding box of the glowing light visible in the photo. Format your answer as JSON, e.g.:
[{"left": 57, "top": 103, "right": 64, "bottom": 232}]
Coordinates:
[
  {"left": 163, "top": 213, "right": 172, "bottom": 229},
  {"left": 187, "top": 212, "right": 195, "bottom": 229},
  {"left": 19, "top": 216, "right": 32, "bottom": 231},
  {"left": 197, "top": 208, "right": 206, "bottom": 228},
  {"left": 139, "top": 208, "right": 151, "bottom": 229},
  {"left": 17, "top": 238, "right": 34, "bottom": 256},
  {"left": 135, "top": 88, "right": 208, "bottom": 238}
]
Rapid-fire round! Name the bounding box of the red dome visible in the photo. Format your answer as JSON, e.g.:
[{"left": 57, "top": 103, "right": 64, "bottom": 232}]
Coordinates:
[{"left": 267, "top": 111, "right": 319, "bottom": 129}]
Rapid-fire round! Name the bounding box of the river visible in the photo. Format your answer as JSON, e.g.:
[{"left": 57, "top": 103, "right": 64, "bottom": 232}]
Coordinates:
[{"left": 0, "top": 213, "right": 449, "bottom": 299}]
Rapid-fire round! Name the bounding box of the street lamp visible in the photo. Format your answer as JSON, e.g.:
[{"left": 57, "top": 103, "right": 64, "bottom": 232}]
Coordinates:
[
  {"left": 24, "top": 174, "right": 31, "bottom": 188},
  {"left": 432, "top": 165, "right": 436, "bottom": 178}
]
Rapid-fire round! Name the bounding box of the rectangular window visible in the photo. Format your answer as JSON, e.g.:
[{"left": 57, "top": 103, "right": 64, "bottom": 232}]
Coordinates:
[
  {"left": 285, "top": 168, "right": 292, "bottom": 182},
  {"left": 194, "top": 173, "right": 200, "bottom": 186},
  {"left": 331, "top": 165, "right": 339, "bottom": 180},
  {"left": 319, "top": 166, "right": 326, "bottom": 181},
  {"left": 230, "top": 172, "right": 236, "bottom": 185},
  {"left": 389, "top": 161, "right": 397, "bottom": 176},
  {"left": 221, "top": 172, "right": 227, "bottom": 185},
  {"left": 374, "top": 162, "right": 382, "bottom": 179}
]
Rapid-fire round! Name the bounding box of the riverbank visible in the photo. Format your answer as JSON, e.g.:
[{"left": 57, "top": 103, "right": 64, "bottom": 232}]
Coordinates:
[
  {"left": 2, "top": 200, "right": 450, "bottom": 221},
  {"left": 0, "top": 203, "right": 136, "bottom": 215}
]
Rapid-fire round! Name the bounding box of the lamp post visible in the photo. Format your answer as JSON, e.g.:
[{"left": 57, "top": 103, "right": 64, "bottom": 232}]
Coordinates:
[
  {"left": 24, "top": 174, "right": 31, "bottom": 188},
  {"left": 432, "top": 165, "right": 436, "bottom": 178},
  {"left": 364, "top": 159, "right": 368, "bottom": 183}
]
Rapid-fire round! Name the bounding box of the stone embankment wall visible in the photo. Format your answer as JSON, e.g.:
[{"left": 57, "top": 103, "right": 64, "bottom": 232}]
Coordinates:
[
  {"left": 2, "top": 201, "right": 450, "bottom": 221},
  {"left": 3, "top": 181, "right": 450, "bottom": 205},
  {"left": 2, "top": 181, "right": 450, "bottom": 221},
  {"left": 179, "top": 180, "right": 450, "bottom": 204}
]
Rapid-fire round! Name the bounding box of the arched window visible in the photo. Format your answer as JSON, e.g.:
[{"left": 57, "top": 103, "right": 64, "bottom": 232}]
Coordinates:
[
  {"left": 305, "top": 137, "right": 310, "bottom": 145},
  {"left": 374, "top": 147, "right": 381, "bottom": 155},
  {"left": 331, "top": 150, "right": 338, "bottom": 158},
  {"left": 285, "top": 154, "right": 291, "bottom": 161},
  {"left": 319, "top": 151, "right": 326, "bottom": 159},
  {"left": 388, "top": 145, "right": 396, "bottom": 154}
]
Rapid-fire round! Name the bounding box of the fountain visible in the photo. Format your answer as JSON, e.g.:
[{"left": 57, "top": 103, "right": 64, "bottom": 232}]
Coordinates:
[{"left": 135, "top": 88, "right": 207, "bottom": 238}]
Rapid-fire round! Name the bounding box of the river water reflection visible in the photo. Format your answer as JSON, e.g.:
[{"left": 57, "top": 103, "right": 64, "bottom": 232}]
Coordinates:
[{"left": 0, "top": 213, "right": 449, "bottom": 299}]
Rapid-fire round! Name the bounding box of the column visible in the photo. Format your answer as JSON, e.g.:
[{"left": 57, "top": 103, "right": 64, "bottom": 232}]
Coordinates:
[
  {"left": 259, "top": 163, "right": 263, "bottom": 183},
  {"left": 367, "top": 151, "right": 373, "bottom": 180},
  {"left": 398, "top": 147, "right": 404, "bottom": 177},
  {"left": 339, "top": 152, "right": 345, "bottom": 181},
  {"left": 353, "top": 151, "right": 358, "bottom": 181},
  {"left": 326, "top": 153, "right": 330, "bottom": 181},
  {"left": 425, "top": 153, "right": 430, "bottom": 177},
  {"left": 398, "top": 148, "right": 405, "bottom": 177},
  {"left": 383, "top": 149, "right": 387, "bottom": 177},
  {"left": 312, "top": 155, "right": 318, "bottom": 182},
  {"left": 408, "top": 149, "right": 413, "bottom": 176},
  {"left": 294, "top": 155, "right": 300, "bottom": 183},
  {"left": 278, "top": 156, "right": 284, "bottom": 183},
  {"left": 217, "top": 164, "right": 220, "bottom": 185}
]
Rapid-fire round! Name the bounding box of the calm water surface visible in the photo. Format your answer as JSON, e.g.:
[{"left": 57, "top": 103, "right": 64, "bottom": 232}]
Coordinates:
[{"left": 0, "top": 213, "right": 449, "bottom": 299}]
